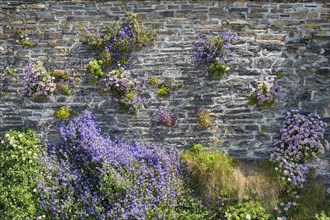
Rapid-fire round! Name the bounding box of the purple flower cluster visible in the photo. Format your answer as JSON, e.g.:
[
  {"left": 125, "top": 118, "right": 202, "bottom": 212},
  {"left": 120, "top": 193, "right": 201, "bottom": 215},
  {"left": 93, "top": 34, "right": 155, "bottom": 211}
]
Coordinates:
[
  {"left": 37, "top": 111, "right": 182, "bottom": 219},
  {"left": 24, "top": 60, "right": 56, "bottom": 97},
  {"left": 270, "top": 110, "right": 328, "bottom": 215},
  {"left": 155, "top": 108, "right": 178, "bottom": 127},
  {"left": 99, "top": 68, "right": 144, "bottom": 113},
  {"left": 83, "top": 13, "right": 153, "bottom": 70},
  {"left": 248, "top": 77, "right": 284, "bottom": 108},
  {"left": 192, "top": 32, "right": 237, "bottom": 65}
]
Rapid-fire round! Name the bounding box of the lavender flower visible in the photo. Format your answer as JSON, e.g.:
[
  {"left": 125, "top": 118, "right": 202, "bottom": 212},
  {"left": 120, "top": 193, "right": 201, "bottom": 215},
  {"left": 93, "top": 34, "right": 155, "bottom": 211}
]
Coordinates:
[
  {"left": 270, "top": 110, "right": 328, "bottom": 214},
  {"left": 192, "top": 32, "right": 237, "bottom": 65},
  {"left": 248, "top": 77, "right": 284, "bottom": 108},
  {"left": 155, "top": 108, "right": 178, "bottom": 127},
  {"left": 99, "top": 68, "right": 144, "bottom": 113},
  {"left": 24, "top": 60, "right": 56, "bottom": 97},
  {"left": 38, "top": 111, "right": 183, "bottom": 219}
]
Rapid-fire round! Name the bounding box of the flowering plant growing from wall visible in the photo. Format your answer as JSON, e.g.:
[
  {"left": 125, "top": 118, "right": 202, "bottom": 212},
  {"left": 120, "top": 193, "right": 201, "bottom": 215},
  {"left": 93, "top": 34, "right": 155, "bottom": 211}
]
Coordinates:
[
  {"left": 192, "top": 32, "right": 237, "bottom": 77},
  {"left": 155, "top": 108, "right": 178, "bottom": 127},
  {"left": 270, "top": 110, "right": 328, "bottom": 216},
  {"left": 99, "top": 68, "right": 144, "bottom": 113},
  {"left": 17, "top": 28, "right": 38, "bottom": 48},
  {"left": 24, "top": 60, "right": 56, "bottom": 97},
  {"left": 248, "top": 77, "right": 284, "bottom": 108},
  {"left": 82, "top": 12, "right": 155, "bottom": 76},
  {"left": 38, "top": 111, "right": 183, "bottom": 219}
]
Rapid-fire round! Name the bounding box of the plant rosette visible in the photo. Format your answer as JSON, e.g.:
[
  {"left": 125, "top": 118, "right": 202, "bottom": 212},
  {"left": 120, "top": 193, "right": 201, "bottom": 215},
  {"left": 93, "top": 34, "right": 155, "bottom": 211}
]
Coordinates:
[
  {"left": 208, "top": 61, "right": 230, "bottom": 77},
  {"left": 248, "top": 77, "right": 284, "bottom": 108}
]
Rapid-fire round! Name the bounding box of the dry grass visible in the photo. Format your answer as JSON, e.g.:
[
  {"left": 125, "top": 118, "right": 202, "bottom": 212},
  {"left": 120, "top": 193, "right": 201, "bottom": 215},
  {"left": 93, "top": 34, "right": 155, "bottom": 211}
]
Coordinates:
[{"left": 181, "top": 148, "right": 283, "bottom": 212}]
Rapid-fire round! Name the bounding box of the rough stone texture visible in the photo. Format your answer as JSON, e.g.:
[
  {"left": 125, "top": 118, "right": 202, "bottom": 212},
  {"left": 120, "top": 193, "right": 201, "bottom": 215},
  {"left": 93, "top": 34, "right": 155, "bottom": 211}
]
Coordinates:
[{"left": 0, "top": 1, "right": 329, "bottom": 190}]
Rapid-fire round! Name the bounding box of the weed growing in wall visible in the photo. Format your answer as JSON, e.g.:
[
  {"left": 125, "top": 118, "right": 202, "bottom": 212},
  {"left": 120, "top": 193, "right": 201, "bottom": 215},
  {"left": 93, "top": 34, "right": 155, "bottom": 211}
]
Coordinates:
[
  {"left": 248, "top": 77, "right": 284, "bottom": 108},
  {"left": 193, "top": 32, "right": 237, "bottom": 77},
  {"left": 82, "top": 12, "right": 155, "bottom": 75}
]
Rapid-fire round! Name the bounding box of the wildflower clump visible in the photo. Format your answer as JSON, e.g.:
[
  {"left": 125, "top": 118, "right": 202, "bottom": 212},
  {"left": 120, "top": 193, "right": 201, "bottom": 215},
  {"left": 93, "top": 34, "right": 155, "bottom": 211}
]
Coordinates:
[
  {"left": 248, "top": 77, "right": 284, "bottom": 108},
  {"left": 99, "top": 68, "right": 144, "bottom": 113},
  {"left": 24, "top": 60, "right": 56, "bottom": 97},
  {"left": 38, "top": 111, "right": 183, "bottom": 219},
  {"left": 54, "top": 106, "right": 71, "bottom": 119},
  {"left": 197, "top": 109, "right": 213, "bottom": 129},
  {"left": 155, "top": 108, "right": 178, "bottom": 127},
  {"left": 83, "top": 13, "right": 155, "bottom": 74},
  {"left": 193, "top": 32, "right": 237, "bottom": 77},
  {"left": 270, "top": 110, "right": 328, "bottom": 216}
]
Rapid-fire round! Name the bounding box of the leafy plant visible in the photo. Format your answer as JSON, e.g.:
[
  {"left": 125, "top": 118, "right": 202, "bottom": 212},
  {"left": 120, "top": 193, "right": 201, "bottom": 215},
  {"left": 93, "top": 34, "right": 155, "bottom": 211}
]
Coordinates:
[
  {"left": 197, "top": 109, "right": 213, "bottom": 129},
  {"left": 55, "top": 106, "right": 71, "bottom": 119},
  {"left": 87, "top": 59, "right": 104, "bottom": 83},
  {"left": 224, "top": 198, "right": 270, "bottom": 220},
  {"left": 209, "top": 62, "right": 230, "bottom": 77},
  {"left": 315, "top": 212, "right": 330, "bottom": 220},
  {"left": 0, "top": 129, "right": 44, "bottom": 220},
  {"left": 5, "top": 67, "right": 15, "bottom": 76},
  {"left": 17, "top": 28, "right": 37, "bottom": 48},
  {"left": 52, "top": 69, "right": 73, "bottom": 95},
  {"left": 157, "top": 83, "right": 171, "bottom": 96},
  {"left": 58, "top": 84, "right": 72, "bottom": 95},
  {"left": 248, "top": 77, "right": 284, "bottom": 108}
]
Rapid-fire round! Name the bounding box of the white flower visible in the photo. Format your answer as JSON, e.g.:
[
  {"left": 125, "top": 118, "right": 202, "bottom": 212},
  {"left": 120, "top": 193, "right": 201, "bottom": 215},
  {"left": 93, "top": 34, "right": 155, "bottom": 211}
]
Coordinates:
[{"left": 246, "top": 214, "right": 251, "bottom": 220}]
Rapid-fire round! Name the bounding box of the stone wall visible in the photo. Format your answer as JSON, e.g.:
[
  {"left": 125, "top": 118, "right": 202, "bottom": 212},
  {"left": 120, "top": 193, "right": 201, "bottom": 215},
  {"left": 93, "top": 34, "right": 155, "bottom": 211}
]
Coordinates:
[{"left": 0, "top": 0, "right": 329, "bottom": 189}]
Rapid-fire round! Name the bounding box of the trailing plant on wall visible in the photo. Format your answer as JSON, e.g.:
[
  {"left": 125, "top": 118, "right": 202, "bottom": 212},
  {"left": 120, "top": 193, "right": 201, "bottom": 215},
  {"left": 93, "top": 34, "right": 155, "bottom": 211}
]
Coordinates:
[
  {"left": 247, "top": 77, "right": 284, "bottom": 108},
  {"left": 192, "top": 32, "right": 237, "bottom": 77},
  {"left": 99, "top": 68, "right": 145, "bottom": 113},
  {"left": 269, "top": 110, "right": 329, "bottom": 217},
  {"left": 82, "top": 12, "right": 155, "bottom": 76}
]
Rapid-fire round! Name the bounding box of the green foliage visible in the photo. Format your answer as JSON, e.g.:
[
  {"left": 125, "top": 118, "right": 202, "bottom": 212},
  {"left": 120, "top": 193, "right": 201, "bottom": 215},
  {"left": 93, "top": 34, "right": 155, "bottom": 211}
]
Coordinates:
[
  {"left": 21, "top": 38, "right": 37, "bottom": 48},
  {"left": 6, "top": 68, "right": 15, "bottom": 76},
  {"left": 197, "top": 109, "right": 213, "bottom": 129},
  {"left": 157, "top": 83, "right": 171, "bottom": 96},
  {"left": 277, "top": 71, "right": 284, "bottom": 79},
  {"left": 148, "top": 76, "right": 160, "bottom": 85},
  {"left": 181, "top": 144, "right": 238, "bottom": 208},
  {"left": 58, "top": 84, "right": 72, "bottom": 95},
  {"left": 175, "top": 189, "right": 216, "bottom": 220},
  {"left": 87, "top": 59, "right": 104, "bottom": 83},
  {"left": 224, "top": 198, "right": 270, "bottom": 220},
  {"left": 208, "top": 62, "right": 229, "bottom": 77},
  {"left": 315, "top": 212, "right": 330, "bottom": 220},
  {"left": 0, "top": 129, "right": 44, "bottom": 220},
  {"left": 289, "top": 177, "right": 330, "bottom": 220},
  {"left": 55, "top": 106, "right": 71, "bottom": 119}
]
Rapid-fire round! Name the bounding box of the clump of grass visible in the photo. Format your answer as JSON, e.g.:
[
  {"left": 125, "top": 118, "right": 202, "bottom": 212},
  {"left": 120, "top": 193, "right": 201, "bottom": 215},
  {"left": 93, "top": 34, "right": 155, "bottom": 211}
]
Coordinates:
[
  {"left": 290, "top": 176, "right": 330, "bottom": 220},
  {"left": 181, "top": 145, "right": 282, "bottom": 213},
  {"left": 148, "top": 76, "right": 160, "bottom": 85},
  {"left": 197, "top": 109, "right": 213, "bottom": 129}
]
